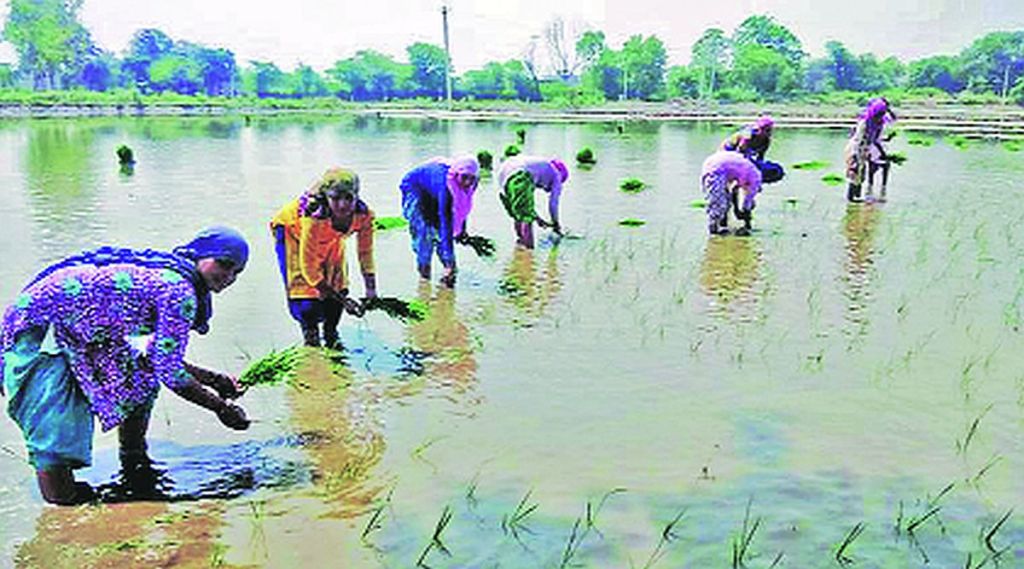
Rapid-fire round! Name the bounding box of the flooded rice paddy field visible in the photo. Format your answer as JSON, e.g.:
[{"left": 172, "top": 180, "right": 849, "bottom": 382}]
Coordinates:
[{"left": 1, "top": 116, "right": 1024, "bottom": 567}]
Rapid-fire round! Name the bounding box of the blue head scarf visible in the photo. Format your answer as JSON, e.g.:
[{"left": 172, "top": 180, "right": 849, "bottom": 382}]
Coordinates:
[{"left": 25, "top": 226, "right": 249, "bottom": 335}]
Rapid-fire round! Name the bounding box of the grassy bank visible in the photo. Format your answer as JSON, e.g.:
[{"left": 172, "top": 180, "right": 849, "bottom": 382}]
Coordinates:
[{"left": 2, "top": 89, "right": 1023, "bottom": 136}]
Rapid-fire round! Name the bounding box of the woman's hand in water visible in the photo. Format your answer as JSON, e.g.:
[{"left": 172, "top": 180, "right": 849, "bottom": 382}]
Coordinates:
[{"left": 217, "top": 402, "right": 250, "bottom": 430}]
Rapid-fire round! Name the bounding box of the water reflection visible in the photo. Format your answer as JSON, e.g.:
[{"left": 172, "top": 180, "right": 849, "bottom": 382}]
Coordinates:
[
  {"left": 497, "top": 246, "right": 563, "bottom": 327},
  {"left": 405, "top": 283, "right": 479, "bottom": 403},
  {"left": 285, "top": 350, "right": 387, "bottom": 519},
  {"left": 698, "top": 235, "right": 765, "bottom": 321},
  {"left": 841, "top": 204, "right": 881, "bottom": 340},
  {"left": 15, "top": 499, "right": 230, "bottom": 568}
]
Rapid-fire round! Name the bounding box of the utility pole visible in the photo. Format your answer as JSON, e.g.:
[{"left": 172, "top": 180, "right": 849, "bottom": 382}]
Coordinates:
[{"left": 442, "top": 4, "right": 453, "bottom": 109}]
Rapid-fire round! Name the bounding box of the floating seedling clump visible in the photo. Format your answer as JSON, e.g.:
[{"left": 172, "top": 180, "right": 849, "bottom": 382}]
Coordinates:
[
  {"left": 618, "top": 218, "right": 646, "bottom": 227},
  {"left": 239, "top": 346, "right": 304, "bottom": 388},
  {"left": 947, "top": 135, "right": 970, "bottom": 149},
  {"left": 515, "top": 127, "right": 527, "bottom": 145},
  {"left": 821, "top": 173, "right": 845, "bottom": 186},
  {"left": 619, "top": 178, "right": 646, "bottom": 193},
  {"left": 504, "top": 144, "right": 521, "bottom": 158},
  {"left": 362, "top": 296, "right": 429, "bottom": 322},
  {"left": 576, "top": 147, "right": 597, "bottom": 165},
  {"left": 906, "top": 134, "right": 934, "bottom": 146},
  {"left": 1002, "top": 139, "right": 1024, "bottom": 152},
  {"left": 887, "top": 151, "right": 908, "bottom": 165},
  {"left": 791, "top": 160, "right": 829, "bottom": 170},
  {"left": 476, "top": 150, "right": 494, "bottom": 170},
  {"left": 690, "top": 198, "right": 707, "bottom": 208},
  {"left": 116, "top": 144, "right": 135, "bottom": 165},
  {"left": 373, "top": 216, "right": 409, "bottom": 231}
]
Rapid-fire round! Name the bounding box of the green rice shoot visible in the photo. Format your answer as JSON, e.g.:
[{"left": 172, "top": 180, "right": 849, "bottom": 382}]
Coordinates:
[
  {"left": 821, "top": 173, "right": 844, "bottom": 186},
  {"left": 620, "top": 178, "right": 646, "bottom": 193},
  {"left": 791, "top": 160, "right": 829, "bottom": 170},
  {"left": 374, "top": 216, "right": 409, "bottom": 231},
  {"left": 618, "top": 218, "right": 646, "bottom": 227},
  {"left": 239, "top": 346, "right": 304, "bottom": 388}
]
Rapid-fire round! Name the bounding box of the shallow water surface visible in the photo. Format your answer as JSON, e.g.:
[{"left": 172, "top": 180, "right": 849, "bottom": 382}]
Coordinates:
[{"left": 1, "top": 116, "right": 1024, "bottom": 567}]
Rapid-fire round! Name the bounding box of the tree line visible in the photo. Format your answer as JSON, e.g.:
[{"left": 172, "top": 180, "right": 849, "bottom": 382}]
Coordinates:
[{"left": 3, "top": 0, "right": 1024, "bottom": 105}]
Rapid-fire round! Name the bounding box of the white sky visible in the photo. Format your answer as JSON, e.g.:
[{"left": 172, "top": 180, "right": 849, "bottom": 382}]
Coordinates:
[{"left": 1, "top": 0, "right": 1023, "bottom": 73}]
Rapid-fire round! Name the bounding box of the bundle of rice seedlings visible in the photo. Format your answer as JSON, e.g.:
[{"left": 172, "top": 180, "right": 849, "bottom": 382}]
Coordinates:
[
  {"left": 821, "top": 173, "right": 845, "bottom": 186},
  {"left": 239, "top": 347, "right": 304, "bottom": 388},
  {"left": 373, "top": 216, "right": 409, "bottom": 231},
  {"left": 362, "top": 297, "right": 429, "bottom": 322},
  {"left": 620, "top": 178, "right": 646, "bottom": 193}
]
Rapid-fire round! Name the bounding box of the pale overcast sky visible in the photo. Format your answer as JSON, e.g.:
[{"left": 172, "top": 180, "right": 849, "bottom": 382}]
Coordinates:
[{"left": 1, "top": 0, "right": 1023, "bottom": 72}]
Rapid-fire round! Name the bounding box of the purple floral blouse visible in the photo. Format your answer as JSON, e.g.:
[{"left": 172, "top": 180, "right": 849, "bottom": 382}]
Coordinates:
[{"left": 2, "top": 263, "right": 197, "bottom": 431}]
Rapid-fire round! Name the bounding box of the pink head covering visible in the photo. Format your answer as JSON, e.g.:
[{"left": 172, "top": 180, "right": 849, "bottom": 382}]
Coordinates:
[
  {"left": 550, "top": 158, "right": 569, "bottom": 183},
  {"left": 446, "top": 155, "right": 480, "bottom": 236},
  {"left": 755, "top": 115, "right": 775, "bottom": 130},
  {"left": 859, "top": 98, "right": 893, "bottom": 123}
]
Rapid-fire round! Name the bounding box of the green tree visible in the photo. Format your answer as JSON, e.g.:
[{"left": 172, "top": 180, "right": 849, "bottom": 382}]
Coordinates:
[
  {"left": 621, "top": 34, "right": 667, "bottom": 99},
  {"left": 3, "top": 0, "right": 93, "bottom": 89},
  {"left": 732, "top": 43, "right": 798, "bottom": 98},
  {"left": 691, "top": 28, "right": 730, "bottom": 98},
  {"left": 575, "top": 30, "right": 606, "bottom": 72},
  {"left": 666, "top": 65, "right": 700, "bottom": 99},
  {"left": 824, "top": 40, "right": 860, "bottom": 90},
  {"left": 121, "top": 28, "right": 174, "bottom": 92},
  {"left": 0, "top": 63, "right": 14, "bottom": 87},
  {"left": 960, "top": 31, "right": 1024, "bottom": 100},
  {"left": 462, "top": 62, "right": 507, "bottom": 98},
  {"left": 288, "top": 64, "right": 328, "bottom": 97},
  {"left": 327, "top": 51, "right": 407, "bottom": 101},
  {"left": 407, "top": 42, "right": 447, "bottom": 97},
  {"left": 732, "top": 15, "right": 805, "bottom": 68},
  {"left": 908, "top": 55, "right": 965, "bottom": 94},
  {"left": 241, "top": 61, "right": 287, "bottom": 97},
  {"left": 149, "top": 54, "right": 202, "bottom": 94}
]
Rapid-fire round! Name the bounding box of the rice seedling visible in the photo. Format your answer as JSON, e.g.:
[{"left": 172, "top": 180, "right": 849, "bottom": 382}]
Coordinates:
[
  {"left": 955, "top": 404, "right": 993, "bottom": 456},
  {"left": 476, "top": 150, "right": 493, "bottom": 170},
  {"left": 558, "top": 488, "right": 627, "bottom": 568},
  {"left": 576, "top": 147, "right": 597, "bottom": 165},
  {"left": 415, "top": 504, "right": 454, "bottom": 567},
  {"left": 906, "top": 134, "right": 934, "bottom": 146},
  {"left": 504, "top": 144, "right": 521, "bottom": 158},
  {"left": 887, "top": 151, "right": 908, "bottom": 165},
  {"left": 619, "top": 218, "right": 646, "bottom": 227},
  {"left": 983, "top": 509, "right": 1013, "bottom": 557},
  {"left": 834, "top": 521, "right": 866, "bottom": 566},
  {"left": 238, "top": 346, "right": 304, "bottom": 388},
  {"left": 457, "top": 234, "right": 497, "bottom": 257},
  {"left": 620, "top": 178, "right": 646, "bottom": 194},
  {"left": 690, "top": 198, "right": 707, "bottom": 208},
  {"left": 1002, "top": 139, "right": 1024, "bottom": 152},
  {"left": 791, "top": 160, "right": 829, "bottom": 170},
  {"left": 731, "top": 497, "right": 761, "bottom": 568},
  {"left": 464, "top": 472, "right": 481, "bottom": 509},
  {"left": 362, "top": 296, "right": 429, "bottom": 322},
  {"left": 947, "top": 135, "right": 970, "bottom": 149},
  {"left": 373, "top": 216, "right": 409, "bottom": 231},
  {"left": 501, "top": 489, "right": 539, "bottom": 542},
  {"left": 971, "top": 455, "right": 1003, "bottom": 486},
  {"left": 821, "top": 173, "right": 844, "bottom": 186},
  {"left": 515, "top": 127, "right": 526, "bottom": 145},
  {"left": 361, "top": 486, "right": 395, "bottom": 542},
  {"left": 641, "top": 507, "right": 687, "bottom": 569}
]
